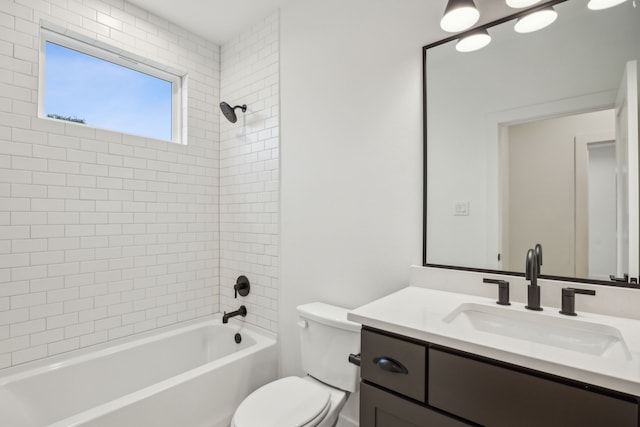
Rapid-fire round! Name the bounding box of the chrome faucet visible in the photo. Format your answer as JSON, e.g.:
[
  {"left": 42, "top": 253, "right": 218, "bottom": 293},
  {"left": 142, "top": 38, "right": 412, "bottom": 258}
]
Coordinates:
[
  {"left": 525, "top": 248, "right": 542, "bottom": 311},
  {"left": 223, "top": 305, "right": 247, "bottom": 324}
]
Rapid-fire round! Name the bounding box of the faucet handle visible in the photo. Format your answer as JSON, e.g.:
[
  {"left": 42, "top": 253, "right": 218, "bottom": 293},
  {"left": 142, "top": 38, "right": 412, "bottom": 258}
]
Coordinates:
[
  {"left": 609, "top": 274, "right": 629, "bottom": 283},
  {"left": 234, "top": 275, "right": 250, "bottom": 298},
  {"left": 483, "top": 278, "right": 510, "bottom": 306},
  {"left": 560, "top": 287, "right": 595, "bottom": 316}
]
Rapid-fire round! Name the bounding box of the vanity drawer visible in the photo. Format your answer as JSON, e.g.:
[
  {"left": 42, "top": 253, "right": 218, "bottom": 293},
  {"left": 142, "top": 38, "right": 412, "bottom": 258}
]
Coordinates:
[
  {"left": 361, "top": 329, "right": 426, "bottom": 402},
  {"left": 428, "top": 347, "right": 639, "bottom": 427}
]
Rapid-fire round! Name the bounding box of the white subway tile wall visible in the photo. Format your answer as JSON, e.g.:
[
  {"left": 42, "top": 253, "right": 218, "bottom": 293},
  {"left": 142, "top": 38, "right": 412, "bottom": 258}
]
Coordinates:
[
  {"left": 0, "top": 0, "right": 221, "bottom": 368},
  {"left": 219, "top": 12, "right": 280, "bottom": 332}
]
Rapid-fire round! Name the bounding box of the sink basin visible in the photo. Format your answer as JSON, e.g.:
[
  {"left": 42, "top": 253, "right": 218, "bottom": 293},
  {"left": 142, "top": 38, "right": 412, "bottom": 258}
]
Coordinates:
[{"left": 443, "top": 303, "right": 631, "bottom": 360}]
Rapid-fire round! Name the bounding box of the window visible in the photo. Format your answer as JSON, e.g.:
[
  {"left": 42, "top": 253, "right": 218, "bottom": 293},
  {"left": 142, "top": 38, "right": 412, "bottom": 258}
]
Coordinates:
[{"left": 39, "top": 26, "right": 186, "bottom": 143}]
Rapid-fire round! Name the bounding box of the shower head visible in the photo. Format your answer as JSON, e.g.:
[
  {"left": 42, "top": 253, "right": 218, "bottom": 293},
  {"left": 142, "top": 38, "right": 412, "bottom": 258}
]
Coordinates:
[{"left": 220, "top": 102, "right": 247, "bottom": 123}]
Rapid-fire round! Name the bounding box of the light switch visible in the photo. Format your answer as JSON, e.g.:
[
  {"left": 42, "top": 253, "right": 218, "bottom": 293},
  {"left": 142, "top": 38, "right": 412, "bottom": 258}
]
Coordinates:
[{"left": 454, "top": 200, "right": 470, "bottom": 216}]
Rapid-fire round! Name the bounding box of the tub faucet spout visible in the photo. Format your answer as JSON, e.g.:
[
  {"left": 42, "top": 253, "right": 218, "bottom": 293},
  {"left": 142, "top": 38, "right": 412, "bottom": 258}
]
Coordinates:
[{"left": 223, "top": 305, "right": 247, "bottom": 324}]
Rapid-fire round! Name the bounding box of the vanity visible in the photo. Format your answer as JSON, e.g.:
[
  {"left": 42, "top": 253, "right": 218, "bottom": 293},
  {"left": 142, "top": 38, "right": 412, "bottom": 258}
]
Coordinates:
[
  {"left": 348, "top": 283, "right": 640, "bottom": 427},
  {"left": 371, "top": 0, "right": 640, "bottom": 424},
  {"left": 369, "top": 0, "right": 640, "bottom": 423}
]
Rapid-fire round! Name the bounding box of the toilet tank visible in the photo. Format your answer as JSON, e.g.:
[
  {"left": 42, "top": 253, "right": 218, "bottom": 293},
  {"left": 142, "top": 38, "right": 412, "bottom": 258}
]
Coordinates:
[{"left": 296, "top": 302, "right": 361, "bottom": 393}]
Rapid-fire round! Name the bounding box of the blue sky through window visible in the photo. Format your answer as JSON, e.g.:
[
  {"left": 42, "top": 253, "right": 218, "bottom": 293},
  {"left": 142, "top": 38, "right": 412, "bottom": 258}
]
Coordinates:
[{"left": 45, "top": 42, "right": 172, "bottom": 141}]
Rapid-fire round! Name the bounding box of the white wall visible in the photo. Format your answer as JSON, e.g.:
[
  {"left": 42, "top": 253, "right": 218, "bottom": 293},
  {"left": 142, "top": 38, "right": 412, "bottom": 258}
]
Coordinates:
[
  {"left": 279, "top": 0, "right": 427, "bottom": 373},
  {"left": 279, "top": 1, "right": 430, "bottom": 423},
  {"left": 219, "top": 12, "right": 280, "bottom": 332},
  {"left": 0, "top": 0, "right": 220, "bottom": 368}
]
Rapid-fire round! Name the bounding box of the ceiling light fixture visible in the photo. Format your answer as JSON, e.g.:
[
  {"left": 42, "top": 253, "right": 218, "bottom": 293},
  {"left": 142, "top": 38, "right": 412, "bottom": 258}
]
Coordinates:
[
  {"left": 506, "top": 0, "right": 542, "bottom": 8},
  {"left": 440, "top": 0, "right": 480, "bottom": 33},
  {"left": 456, "top": 29, "right": 492, "bottom": 52},
  {"left": 514, "top": 6, "right": 558, "bottom": 33},
  {"left": 587, "top": 0, "right": 628, "bottom": 10}
]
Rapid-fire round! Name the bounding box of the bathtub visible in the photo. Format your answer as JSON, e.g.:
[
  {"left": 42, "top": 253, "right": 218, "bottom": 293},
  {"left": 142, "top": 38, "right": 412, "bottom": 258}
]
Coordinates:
[{"left": 0, "top": 316, "right": 277, "bottom": 427}]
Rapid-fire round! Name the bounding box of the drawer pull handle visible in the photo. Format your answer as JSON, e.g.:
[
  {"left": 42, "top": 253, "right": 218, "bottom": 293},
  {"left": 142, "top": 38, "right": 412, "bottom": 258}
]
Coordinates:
[{"left": 373, "top": 357, "right": 409, "bottom": 374}]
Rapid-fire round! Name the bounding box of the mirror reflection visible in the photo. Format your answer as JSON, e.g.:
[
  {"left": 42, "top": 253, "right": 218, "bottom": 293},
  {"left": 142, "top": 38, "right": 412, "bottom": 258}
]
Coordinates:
[{"left": 424, "top": 0, "right": 639, "bottom": 283}]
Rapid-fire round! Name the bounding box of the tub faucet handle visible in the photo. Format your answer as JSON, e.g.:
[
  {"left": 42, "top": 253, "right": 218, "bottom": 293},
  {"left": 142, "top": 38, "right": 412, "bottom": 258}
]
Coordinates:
[{"left": 234, "top": 275, "right": 250, "bottom": 298}]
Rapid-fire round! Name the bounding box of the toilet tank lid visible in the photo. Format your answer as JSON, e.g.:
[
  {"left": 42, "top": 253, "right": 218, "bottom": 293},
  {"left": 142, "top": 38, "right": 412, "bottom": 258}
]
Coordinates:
[{"left": 296, "top": 302, "right": 360, "bottom": 332}]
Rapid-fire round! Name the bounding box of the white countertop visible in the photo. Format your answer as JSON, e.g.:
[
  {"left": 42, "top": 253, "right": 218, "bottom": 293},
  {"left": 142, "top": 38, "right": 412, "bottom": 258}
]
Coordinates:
[{"left": 347, "top": 286, "right": 640, "bottom": 396}]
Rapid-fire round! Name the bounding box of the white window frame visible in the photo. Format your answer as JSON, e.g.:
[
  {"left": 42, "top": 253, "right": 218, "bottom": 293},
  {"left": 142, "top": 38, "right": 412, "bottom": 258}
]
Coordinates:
[{"left": 38, "top": 23, "right": 188, "bottom": 144}]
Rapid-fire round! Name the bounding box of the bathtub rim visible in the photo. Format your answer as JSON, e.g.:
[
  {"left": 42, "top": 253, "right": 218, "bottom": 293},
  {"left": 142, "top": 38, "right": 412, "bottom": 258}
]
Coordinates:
[{"left": 0, "top": 314, "right": 276, "bottom": 386}]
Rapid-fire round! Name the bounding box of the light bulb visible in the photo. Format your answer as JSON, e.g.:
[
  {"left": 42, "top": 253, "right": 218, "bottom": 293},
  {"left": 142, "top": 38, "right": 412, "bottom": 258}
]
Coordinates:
[
  {"left": 456, "top": 30, "right": 492, "bottom": 52},
  {"left": 587, "top": 0, "right": 628, "bottom": 10},
  {"left": 440, "top": 0, "right": 480, "bottom": 33},
  {"left": 514, "top": 7, "right": 557, "bottom": 33},
  {"left": 506, "top": 0, "right": 542, "bottom": 8}
]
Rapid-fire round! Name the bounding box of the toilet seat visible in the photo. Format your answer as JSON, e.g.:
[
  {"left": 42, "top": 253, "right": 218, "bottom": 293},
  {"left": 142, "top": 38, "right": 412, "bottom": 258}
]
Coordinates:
[{"left": 232, "top": 376, "right": 331, "bottom": 427}]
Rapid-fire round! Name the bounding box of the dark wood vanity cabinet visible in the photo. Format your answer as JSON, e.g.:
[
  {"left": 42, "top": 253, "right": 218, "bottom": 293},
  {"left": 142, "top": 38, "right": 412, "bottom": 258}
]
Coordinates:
[
  {"left": 360, "top": 327, "right": 640, "bottom": 427},
  {"left": 429, "top": 346, "right": 638, "bottom": 427}
]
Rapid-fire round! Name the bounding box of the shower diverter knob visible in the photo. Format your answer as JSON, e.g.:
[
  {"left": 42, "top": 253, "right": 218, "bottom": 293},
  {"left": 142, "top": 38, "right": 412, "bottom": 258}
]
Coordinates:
[{"left": 234, "top": 275, "right": 250, "bottom": 298}]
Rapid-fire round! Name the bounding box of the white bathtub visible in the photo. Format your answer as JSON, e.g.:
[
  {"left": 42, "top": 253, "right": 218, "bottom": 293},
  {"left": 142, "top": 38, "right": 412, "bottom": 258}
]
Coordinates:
[{"left": 0, "top": 316, "right": 277, "bottom": 427}]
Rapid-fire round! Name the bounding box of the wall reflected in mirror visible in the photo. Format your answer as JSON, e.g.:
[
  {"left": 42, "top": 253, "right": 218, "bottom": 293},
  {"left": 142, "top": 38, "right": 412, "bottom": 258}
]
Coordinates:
[{"left": 425, "top": 0, "right": 639, "bottom": 283}]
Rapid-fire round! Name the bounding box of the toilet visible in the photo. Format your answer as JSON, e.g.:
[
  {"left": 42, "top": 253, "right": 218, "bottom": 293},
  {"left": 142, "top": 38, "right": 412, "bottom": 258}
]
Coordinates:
[{"left": 231, "top": 302, "right": 361, "bottom": 427}]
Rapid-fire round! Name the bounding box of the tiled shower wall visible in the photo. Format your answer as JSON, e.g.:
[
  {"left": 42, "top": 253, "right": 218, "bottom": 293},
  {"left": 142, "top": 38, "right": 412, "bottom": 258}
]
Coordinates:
[
  {"left": 219, "top": 12, "right": 279, "bottom": 332},
  {"left": 0, "top": 0, "right": 220, "bottom": 368}
]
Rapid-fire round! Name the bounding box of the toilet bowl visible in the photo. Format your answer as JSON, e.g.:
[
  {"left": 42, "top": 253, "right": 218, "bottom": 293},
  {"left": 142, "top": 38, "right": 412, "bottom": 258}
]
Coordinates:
[{"left": 230, "top": 303, "right": 360, "bottom": 427}]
